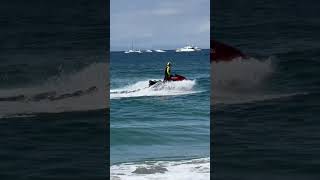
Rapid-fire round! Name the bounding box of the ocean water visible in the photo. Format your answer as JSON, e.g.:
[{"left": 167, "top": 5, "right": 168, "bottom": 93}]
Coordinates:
[
  {"left": 110, "top": 50, "right": 210, "bottom": 179},
  {"left": 212, "top": 0, "right": 320, "bottom": 179},
  {"left": 0, "top": 0, "right": 108, "bottom": 179}
]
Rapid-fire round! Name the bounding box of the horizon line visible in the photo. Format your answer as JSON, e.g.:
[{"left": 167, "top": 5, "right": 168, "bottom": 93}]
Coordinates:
[{"left": 110, "top": 48, "right": 210, "bottom": 52}]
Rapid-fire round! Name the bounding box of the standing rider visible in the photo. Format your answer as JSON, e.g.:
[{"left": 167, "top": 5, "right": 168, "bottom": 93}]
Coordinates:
[{"left": 164, "top": 61, "right": 172, "bottom": 81}]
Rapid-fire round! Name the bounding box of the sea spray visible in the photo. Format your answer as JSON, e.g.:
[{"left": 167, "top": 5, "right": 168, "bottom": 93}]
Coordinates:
[
  {"left": 212, "top": 57, "right": 275, "bottom": 104},
  {"left": 0, "top": 63, "right": 108, "bottom": 117},
  {"left": 111, "top": 80, "right": 200, "bottom": 99}
]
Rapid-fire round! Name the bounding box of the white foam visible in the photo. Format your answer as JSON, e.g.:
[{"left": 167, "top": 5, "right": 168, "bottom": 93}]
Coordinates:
[
  {"left": 110, "top": 157, "right": 210, "bottom": 180},
  {"left": 0, "top": 62, "right": 108, "bottom": 117},
  {"left": 111, "top": 80, "right": 200, "bottom": 99}
]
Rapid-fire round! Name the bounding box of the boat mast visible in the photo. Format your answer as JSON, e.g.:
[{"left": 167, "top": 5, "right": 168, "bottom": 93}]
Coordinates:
[{"left": 131, "top": 40, "right": 133, "bottom": 50}]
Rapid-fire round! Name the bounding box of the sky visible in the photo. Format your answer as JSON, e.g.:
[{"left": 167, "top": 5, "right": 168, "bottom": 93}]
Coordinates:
[{"left": 111, "top": 0, "right": 210, "bottom": 51}]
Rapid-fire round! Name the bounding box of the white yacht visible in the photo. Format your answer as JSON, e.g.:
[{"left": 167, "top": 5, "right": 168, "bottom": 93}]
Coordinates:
[
  {"left": 176, "top": 45, "right": 201, "bottom": 52},
  {"left": 154, "top": 49, "right": 166, "bottom": 52},
  {"left": 145, "top": 49, "right": 153, "bottom": 53}
]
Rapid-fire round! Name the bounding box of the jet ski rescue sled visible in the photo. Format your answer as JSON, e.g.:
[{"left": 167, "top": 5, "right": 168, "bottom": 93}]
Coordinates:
[{"left": 149, "top": 74, "right": 187, "bottom": 87}]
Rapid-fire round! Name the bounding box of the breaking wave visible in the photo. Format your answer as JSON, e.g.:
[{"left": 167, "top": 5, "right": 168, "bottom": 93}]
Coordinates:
[{"left": 111, "top": 157, "right": 210, "bottom": 180}]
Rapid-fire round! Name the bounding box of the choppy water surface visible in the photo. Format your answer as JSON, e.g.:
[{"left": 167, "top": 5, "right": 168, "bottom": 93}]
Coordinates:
[{"left": 110, "top": 50, "right": 210, "bottom": 179}]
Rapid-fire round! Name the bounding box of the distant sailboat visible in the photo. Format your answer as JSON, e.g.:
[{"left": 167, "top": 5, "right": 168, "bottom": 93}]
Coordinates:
[
  {"left": 154, "top": 49, "right": 166, "bottom": 52},
  {"left": 124, "top": 41, "right": 142, "bottom": 54}
]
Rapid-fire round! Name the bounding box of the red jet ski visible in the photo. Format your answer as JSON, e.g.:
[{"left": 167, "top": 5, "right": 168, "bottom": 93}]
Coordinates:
[
  {"left": 149, "top": 74, "right": 187, "bottom": 87},
  {"left": 211, "top": 39, "right": 247, "bottom": 62}
]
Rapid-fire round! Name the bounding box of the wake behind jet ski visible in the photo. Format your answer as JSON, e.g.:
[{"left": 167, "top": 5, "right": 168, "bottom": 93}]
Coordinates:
[
  {"left": 0, "top": 86, "right": 98, "bottom": 102},
  {"left": 149, "top": 61, "right": 187, "bottom": 87}
]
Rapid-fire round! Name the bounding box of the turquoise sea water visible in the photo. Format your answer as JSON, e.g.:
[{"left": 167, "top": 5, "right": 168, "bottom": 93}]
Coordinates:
[{"left": 110, "top": 50, "right": 210, "bottom": 179}]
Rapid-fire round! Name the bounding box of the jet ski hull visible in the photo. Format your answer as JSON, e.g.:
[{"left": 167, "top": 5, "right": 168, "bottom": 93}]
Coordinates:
[{"left": 149, "top": 74, "right": 187, "bottom": 87}]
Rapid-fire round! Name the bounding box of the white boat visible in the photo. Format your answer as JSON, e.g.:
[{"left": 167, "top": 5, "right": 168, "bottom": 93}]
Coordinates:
[
  {"left": 124, "top": 41, "right": 142, "bottom": 54},
  {"left": 124, "top": 49, "right": 134, "bottom": 53},
  {"left": 176, "top": 45, "right": 201, "bottom": 52},
  {"left": 154, "top": 49, "right": 166, "bottom": 52},
  {"left": 134, "top": 49, "right": 142, "bottom": 53},
  {"left": 145, "top": 49, "right": 153, "bottom": 52},
  {"left": 124, "top": 49, "right": 142, "bottom": 54}
]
